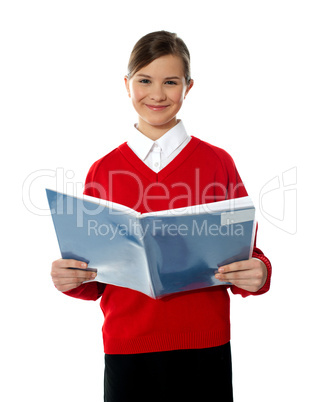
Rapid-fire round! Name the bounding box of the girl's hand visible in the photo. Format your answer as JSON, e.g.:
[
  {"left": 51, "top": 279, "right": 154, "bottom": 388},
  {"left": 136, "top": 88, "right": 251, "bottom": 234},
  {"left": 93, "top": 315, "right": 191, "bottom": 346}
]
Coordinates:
[
  {"left": 215, "top": 258, "right": 267, "bottom": 293},
  {"left": 51, "top": 259, "right": 97, "bottom": 292}
]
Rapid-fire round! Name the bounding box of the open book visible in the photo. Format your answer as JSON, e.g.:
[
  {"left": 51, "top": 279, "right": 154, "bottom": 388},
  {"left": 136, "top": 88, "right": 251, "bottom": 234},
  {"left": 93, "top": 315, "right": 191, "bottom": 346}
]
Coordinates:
[{"left": 46, "top": 189, "right": 256, "bottom": 299}]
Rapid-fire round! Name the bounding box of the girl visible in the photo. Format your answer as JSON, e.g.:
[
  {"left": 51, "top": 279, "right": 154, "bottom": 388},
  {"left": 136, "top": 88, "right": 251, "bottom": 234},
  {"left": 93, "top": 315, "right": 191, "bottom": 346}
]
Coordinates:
[{"left": 51, "top": 31, "right": 271, "bottom": 402}]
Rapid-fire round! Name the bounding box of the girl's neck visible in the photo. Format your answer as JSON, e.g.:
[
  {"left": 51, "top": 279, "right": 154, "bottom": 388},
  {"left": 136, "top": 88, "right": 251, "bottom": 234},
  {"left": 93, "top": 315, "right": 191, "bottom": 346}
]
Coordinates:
[{"left": 137, "top": 118, "right": 179, "bottom": 141}]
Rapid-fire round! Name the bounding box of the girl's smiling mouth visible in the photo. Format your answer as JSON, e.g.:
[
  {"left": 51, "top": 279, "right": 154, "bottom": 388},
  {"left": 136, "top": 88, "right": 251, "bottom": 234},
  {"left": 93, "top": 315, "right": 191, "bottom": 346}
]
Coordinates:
[{"left": 145, "top": 104, "right": 170, "bottom": 111}]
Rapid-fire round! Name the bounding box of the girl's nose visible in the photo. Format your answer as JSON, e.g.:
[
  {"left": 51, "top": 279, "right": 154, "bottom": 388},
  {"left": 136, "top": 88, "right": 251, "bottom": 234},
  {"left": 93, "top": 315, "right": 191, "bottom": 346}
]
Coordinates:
[{"left": 150, "top": 85, "right": 167, "bottom": 102}]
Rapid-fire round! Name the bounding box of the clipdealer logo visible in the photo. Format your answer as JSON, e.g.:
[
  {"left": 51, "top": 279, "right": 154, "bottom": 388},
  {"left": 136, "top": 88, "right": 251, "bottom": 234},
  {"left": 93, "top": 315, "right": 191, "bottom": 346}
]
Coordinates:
[{"left": 22, "top": 166, "right": 298, "bottom": 235}]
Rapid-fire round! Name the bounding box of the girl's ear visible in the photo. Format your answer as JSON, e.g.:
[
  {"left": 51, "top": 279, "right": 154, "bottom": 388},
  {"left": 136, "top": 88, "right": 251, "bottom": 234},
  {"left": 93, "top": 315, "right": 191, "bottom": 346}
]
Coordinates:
[
  {"left": 124, "top": 76, "right": 131, "bottom": 98},
  {"left": 184, "top": 79, "right": 194, "bottom": 99}
]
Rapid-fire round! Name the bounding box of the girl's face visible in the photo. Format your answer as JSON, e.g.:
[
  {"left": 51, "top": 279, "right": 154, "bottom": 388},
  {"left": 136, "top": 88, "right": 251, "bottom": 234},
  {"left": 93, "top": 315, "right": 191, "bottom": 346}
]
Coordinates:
[{"left": 125, "top": 55, "right": 193, "bottom": 139}]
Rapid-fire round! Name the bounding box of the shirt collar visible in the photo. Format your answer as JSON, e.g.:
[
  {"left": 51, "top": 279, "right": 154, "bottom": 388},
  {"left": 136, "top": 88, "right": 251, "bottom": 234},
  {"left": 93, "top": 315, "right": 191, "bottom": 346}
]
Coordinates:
[{"left": 127, "top": 120, "right": 189, "bottom": 161}]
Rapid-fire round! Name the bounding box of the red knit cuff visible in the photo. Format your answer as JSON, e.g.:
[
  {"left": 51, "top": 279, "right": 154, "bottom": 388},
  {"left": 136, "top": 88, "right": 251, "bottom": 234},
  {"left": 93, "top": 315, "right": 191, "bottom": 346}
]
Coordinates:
[{"left": 251, "top": 253, "right": 272, "bottom": 296}]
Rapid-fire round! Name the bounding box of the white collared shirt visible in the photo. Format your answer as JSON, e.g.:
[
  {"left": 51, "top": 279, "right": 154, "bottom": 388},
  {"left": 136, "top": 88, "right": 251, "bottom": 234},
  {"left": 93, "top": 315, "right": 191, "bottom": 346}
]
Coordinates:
[{"left": 127, "top": 120, "right": 191, "bottom": 173}]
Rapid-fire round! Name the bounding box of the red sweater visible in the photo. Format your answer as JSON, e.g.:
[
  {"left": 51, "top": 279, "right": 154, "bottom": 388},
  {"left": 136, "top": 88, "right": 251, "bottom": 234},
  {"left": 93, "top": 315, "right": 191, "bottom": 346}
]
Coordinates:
[{"left": 64, "top": 136, "right": 272, "bottom": 354}]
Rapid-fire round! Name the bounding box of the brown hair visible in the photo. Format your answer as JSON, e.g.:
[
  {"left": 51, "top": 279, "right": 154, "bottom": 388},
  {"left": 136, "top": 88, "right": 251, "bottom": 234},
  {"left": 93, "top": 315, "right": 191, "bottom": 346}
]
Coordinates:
[{"left": 127, "top": 31, "right": 192, "bottom": 84}]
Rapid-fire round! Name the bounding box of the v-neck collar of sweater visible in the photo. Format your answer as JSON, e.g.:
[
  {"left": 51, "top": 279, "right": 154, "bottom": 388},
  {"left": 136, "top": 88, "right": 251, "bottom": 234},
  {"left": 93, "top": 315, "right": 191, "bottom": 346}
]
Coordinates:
[{"left": 118, "top": 136, "right": 201, "bottom": 182}]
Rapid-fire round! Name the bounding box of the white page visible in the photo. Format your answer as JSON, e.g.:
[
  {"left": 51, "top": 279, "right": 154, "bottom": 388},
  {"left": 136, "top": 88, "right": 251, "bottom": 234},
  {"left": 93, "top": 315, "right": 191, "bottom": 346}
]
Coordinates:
[
  {"left": 47, "top": 189, "right": 141, "bottom": 217},
  {"left": 141, "top": 196, "right": 254, "bottom": 218},
  {"left": 50, "top": 190, "right": 253, "bottom": 219}
]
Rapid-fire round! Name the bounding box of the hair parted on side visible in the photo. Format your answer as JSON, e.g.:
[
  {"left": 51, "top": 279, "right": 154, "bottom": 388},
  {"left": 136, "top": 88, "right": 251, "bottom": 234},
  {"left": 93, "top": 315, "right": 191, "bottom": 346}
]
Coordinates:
[{"left": 127, "top": 31, "right": 192, "bottom": 84}]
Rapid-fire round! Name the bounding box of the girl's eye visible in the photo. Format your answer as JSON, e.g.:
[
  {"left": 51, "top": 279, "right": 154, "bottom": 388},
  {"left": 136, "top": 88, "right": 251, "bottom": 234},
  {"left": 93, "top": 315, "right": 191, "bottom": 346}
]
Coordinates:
[
  {"left": 140, "top": 79, "right": 150, "bottom": 84},
  {"left": 165, "top": 81, "right": 177, "bottom": 85}
]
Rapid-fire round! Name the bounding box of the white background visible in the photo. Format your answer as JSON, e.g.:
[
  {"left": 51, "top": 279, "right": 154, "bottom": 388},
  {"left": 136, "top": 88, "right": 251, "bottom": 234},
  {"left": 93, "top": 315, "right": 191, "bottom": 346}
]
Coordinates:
[{"left": 1, "top": 1, "right": 317, "bottom": 401}]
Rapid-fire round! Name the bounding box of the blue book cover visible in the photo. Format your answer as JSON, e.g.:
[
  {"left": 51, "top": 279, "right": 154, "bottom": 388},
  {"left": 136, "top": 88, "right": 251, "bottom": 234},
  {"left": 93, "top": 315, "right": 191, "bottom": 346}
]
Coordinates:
[{"left": 46, "top": 189, "right": 256, "bottom": 298}]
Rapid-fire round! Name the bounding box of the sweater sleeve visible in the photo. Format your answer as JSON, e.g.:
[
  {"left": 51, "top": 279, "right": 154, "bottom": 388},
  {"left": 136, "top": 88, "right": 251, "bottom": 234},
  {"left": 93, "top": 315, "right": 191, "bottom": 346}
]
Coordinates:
[
  {"left": 62, "top": 161, "right": 107, "bottom": 302},
  {"left": 218, "top": 148, "right": 272, "bottom": 297},
  {"left": 230, "top": 223, "right": 272, "bottom": 298},
  {"left": 63, "top": 281, "right": 106, "bottom": 301}
]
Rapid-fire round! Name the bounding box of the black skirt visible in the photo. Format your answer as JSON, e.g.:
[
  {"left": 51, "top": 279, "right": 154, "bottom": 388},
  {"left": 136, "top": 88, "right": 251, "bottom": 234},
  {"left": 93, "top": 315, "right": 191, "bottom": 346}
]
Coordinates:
[{"left": 104, "top": 342, "right": 233, "bottom": 402}]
